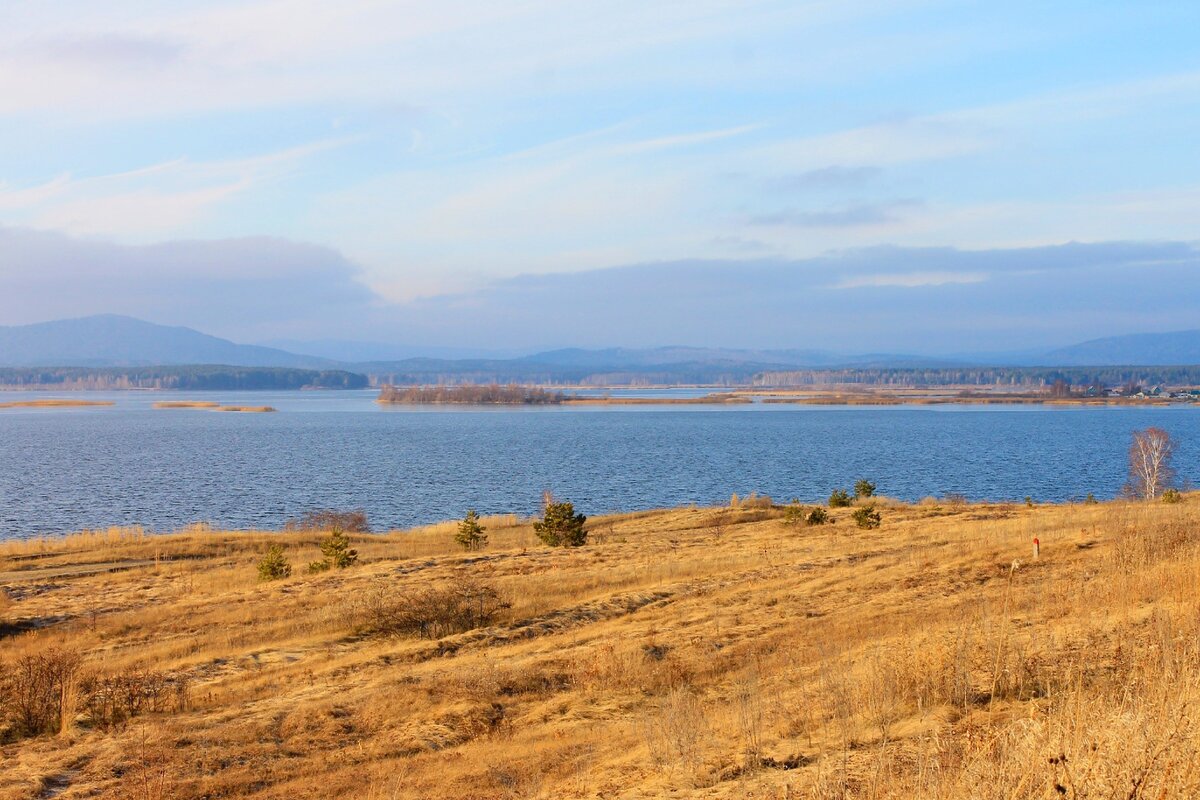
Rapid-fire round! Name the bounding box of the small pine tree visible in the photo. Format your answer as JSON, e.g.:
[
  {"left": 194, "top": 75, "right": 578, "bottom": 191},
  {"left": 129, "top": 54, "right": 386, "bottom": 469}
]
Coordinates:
[
  {"left": 534, "top": 501, "right": 587, "bottom": 547},
  {"left": 455, "top": 509, "right": 488, "bottom": 550},
  {"left": 853, "top": 479, "right": 876, "bottom": 500},
  {"left": 1162, "top": 488, "right": 1183, "bottom": 504},
  {"left": 852, "top": 505, "right": 881, "bottom": 529},
  {"left": 257, "top": 544, "right": 292, "bottom": 581},
  {"left": 805, "top": 507, "right": 829, "bottom": 526},
  {"left": 782, "top": 501, "right": 806, "bottom": 527},
  {"left": 828, "top": 489, "right": 851, "bottom": 508},
  {"left": 309, "top": 527, "right": 358, "bottom": 573}
]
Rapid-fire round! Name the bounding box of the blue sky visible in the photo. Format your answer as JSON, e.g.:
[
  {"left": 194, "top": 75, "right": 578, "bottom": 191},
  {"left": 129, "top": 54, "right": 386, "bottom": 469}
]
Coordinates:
[{"left": 1, "top": 1, "right": 1199, "bottom": 351}]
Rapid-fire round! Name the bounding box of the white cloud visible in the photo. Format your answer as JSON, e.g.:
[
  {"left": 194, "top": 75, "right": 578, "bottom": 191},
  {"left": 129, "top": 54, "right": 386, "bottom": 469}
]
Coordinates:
[
  {"left": 0, "top": 137, "right": 356, "bottom": 237},
  {"left": 830, "top": 270, "right": 988, "bottom": 289}
]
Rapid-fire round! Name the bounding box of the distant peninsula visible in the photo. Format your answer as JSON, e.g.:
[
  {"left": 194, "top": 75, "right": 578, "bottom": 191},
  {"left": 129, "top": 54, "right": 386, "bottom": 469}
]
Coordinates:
[{"left": 377, "top": 384, "right": 752, "bottom": 405}]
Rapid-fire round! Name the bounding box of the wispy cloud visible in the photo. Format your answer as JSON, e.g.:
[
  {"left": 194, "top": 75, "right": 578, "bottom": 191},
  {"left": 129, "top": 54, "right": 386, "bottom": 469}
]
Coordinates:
[
  {"left": 830, "top": 270, "right": 988, "bottom": 289},
  {"left": 751, "top": 199, "right": 922, "bottom": 228},
  {"left": 33, "top": 33, "right": 185, "bottom": 69},
  {"left": 612, "top": 124, "right": 762, "bottom": 155},
  {"left": 768, "top": 166, "right": 883, "bottom": 191},
  {"left": 0, "top": 136, "right": 358, "bottom": 236}
]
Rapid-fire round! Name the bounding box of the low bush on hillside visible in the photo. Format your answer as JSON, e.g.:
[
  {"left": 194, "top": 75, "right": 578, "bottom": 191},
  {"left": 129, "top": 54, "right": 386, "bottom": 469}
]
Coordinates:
[
  {"left": 852, "top": 505, "right": 882, "bottom": 529},
  {"left": 81, "top": 669, "right": 190, "bottom": 730},
  {"left": 854, "top": 479, "right": 876, "bottom": 499},
  {"left": 828, "top": 489, "right": 852, "bottom": 508},
  {"left": 358, "top": 576, "right": 509, "bottom": 639},
  {"left": 257, "top": 544, "right": 292, "bottom": 581},
  {"left": 730, "top": 491, "right": 773, "bottom": 509},
  {"left": 0, "top": 647, "right": 83, "bottom": 738},
  {"left": 783, "top": 503, "right": 829, "bottom": 527},
  {"left": 285, "top": 509, "right": 371, "bottom": 533},
  {"left": 308, "top": 528, "right": 359, "bottom": 572}
]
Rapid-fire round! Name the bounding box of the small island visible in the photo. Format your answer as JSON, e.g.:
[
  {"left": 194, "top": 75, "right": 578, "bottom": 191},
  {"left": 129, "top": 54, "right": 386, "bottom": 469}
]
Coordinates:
[
  {"left": 378, "top": 384, "right": 567, "bottom": 404},
  {"left": 154, "top": 401, "right": 276, "bottom": 412},
  {"left": 0, "top": 398, "right": 115, "bottom": 409}
]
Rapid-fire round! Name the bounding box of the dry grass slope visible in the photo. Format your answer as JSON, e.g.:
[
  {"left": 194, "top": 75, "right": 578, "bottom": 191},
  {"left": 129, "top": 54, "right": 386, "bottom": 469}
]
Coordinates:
[{"left": 1, "top": 499, "right": 1198, "bottom": 799}]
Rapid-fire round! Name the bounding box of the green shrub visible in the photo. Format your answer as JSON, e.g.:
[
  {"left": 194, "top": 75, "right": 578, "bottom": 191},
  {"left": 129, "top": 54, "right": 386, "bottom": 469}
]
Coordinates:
[
  {"left": 1084, "top": 492, "right": 1098, "bottom": 504},
  {"left": 853, "top": 479, "right": 876, "bottom": 500},
  {"left": 455, "top": 509, "right": 489, "bottom": 550},
  {"left": 534, "top": 501, "right": 587, "bottom": 547},
  {"left": 852, "top": 505, "right": 881, "bottom": 529},
  {"left": 1162, "top": 488, "right": 1183, "bottom": 504},
  {"left": 805, "top": 507, "right": 829, "bottom": 526},
  {"left": 308, "top": 528, "right": 359, "bottom": 573},
  {"left": 828, "top": 489, "right": 852, "bottom": 508},
  {"left": 257, "top": 544, "right": 292, "bottom": 581},
  {"left": 782, "top": 502, "right": 806, "bottom": 527}
]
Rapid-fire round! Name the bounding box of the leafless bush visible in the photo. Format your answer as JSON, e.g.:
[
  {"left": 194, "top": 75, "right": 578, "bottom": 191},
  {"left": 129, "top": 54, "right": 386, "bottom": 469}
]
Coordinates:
[
  {"left": 285, "top": 509, "right": 371, "bottom": 533},
  {"left": 358, "top": 576, "right": 509, "bottom": 639},
  {"left": 1, "top": 647, "right": 83, "bottom": 737},
  {"left": 81, "top": 669, "right": 191, "bottom": 730}
]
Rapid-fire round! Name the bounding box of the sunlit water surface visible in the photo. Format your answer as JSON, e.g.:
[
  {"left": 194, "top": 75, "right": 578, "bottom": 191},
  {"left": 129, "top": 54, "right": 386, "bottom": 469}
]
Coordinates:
[{"left": 1, "top": 389, "right": 1196, "bottom": 537}]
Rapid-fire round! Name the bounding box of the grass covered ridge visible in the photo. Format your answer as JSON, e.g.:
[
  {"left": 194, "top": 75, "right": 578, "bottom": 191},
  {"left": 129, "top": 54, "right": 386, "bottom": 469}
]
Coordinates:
[{"left": 1, "top": 499, "right": 1198, "bottom": 798}]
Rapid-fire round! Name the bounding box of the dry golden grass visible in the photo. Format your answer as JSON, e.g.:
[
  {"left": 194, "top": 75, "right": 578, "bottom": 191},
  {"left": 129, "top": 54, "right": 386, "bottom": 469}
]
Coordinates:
[
  {"left": 0, "top": 399, "right": 114, "bottom": 409},
  {"left": 2, "top": 498, "right": 1199, "bottom": 798}
]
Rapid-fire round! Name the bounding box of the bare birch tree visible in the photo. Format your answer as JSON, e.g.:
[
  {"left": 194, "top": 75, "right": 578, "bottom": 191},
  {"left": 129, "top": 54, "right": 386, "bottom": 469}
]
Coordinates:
[{"left": 1126, "top": 427, "right": 1176, "bottom": 500}]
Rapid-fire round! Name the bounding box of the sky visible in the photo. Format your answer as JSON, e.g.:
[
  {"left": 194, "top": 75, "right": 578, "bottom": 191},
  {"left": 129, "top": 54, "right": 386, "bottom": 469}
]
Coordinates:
[{"left": 1, "top": 0, "right": 1199, "bottom": 354}]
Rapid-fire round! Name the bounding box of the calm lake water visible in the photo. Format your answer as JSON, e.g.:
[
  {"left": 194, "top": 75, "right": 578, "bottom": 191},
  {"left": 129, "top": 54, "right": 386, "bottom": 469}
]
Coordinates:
[{"left": 1, "top": 389, "right": 1197, "bottom": 537}]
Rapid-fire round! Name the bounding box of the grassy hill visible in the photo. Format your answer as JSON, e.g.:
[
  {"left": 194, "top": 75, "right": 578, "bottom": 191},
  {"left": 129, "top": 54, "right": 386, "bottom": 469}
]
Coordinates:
[{"left": 1, "top": 497, "right": 1198, "bottom": 798}]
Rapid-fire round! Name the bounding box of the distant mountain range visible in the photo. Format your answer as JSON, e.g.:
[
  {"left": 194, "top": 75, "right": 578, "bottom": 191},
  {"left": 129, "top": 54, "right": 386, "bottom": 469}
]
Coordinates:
[
  {"left": 0, "top": 315, "right": 334, "bottom": 369},
  {"left": 2, "top": 316, "right": 1200, "bottom": 384},
  {"left": 1040, "top": 330, "right": 1200, "bottom": 366}
]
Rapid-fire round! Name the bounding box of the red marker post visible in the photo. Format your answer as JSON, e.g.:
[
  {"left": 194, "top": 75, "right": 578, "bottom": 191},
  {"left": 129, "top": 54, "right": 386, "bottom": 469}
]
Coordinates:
[{"left": 1033, "top": 537, "right": 1040, "bottom": 560}]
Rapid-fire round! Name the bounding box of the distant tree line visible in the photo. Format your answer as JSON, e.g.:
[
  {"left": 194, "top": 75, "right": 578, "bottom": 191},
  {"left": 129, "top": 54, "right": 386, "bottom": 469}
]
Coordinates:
[
  {"left": 753, "top": 366, "right": 1200, "bottom": 388},
  {"left": 378, "top": 383, "right": 567, "bottom": 404},
  {"left": 0, "top": 366, "right": 369, "bottom": 391},
  {"left": 368, "top": 366, "right": 763, "bottom": 387}
]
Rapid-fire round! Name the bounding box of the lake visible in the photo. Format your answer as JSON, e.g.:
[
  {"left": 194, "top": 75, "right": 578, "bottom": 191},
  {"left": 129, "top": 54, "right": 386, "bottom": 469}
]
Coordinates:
[{"left": 0, "top": 389, "right": 1196, "bottom": 537}]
